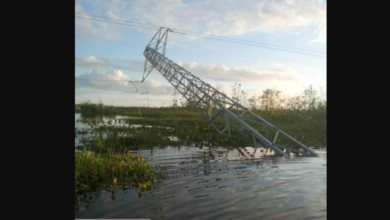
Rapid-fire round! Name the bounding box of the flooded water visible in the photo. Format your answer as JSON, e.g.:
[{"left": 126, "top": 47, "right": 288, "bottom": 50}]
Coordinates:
[
  {"left": 75, "top": 113, "right": 171, "bottom": 146},
  {"left": 75, "top": 114, "right": 326, "bottom": 220},
  {"left": 75, "top": 113, "right": 131, "bottom": 146}
]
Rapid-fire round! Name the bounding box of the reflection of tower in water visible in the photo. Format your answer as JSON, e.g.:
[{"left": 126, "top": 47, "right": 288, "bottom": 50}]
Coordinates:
[{"left": 203, "top": 151, "right": 213, "bottom": 176}]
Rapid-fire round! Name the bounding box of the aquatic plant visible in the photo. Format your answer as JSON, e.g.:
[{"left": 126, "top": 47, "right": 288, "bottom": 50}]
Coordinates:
[{"left": 75, "top": 148, "right": 167, "bottom": 194}]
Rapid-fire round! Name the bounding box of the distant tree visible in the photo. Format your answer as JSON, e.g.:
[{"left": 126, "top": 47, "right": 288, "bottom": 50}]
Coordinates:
[
  {"left": 259, "top": 89, "right": 282, "bottom": 111},
  {"left": 303, "top": 85, "right": 317, "bottom": 110},
  {"left": 248, "top": 95, "right": 258, "bottom": 110}
]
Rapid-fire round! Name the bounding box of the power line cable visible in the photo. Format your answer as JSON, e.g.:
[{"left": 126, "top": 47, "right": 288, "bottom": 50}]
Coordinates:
[
  {"left": 76, "top": 12, "right": 325, "bottom": 55},
  {"left": 76, "top": 12, "right": 161, "bottom": 29},
  {"left": 75, "top": 36, "right": 320, "bottom": 60},
  {"left": 75, "top": 16, "right": 160, "bottom": 30},
  {"left": 171, "top": 28, "right": 326, "bottom": 54},
  {"left": 75, "top": 78, "right": 141, "bottom": 82},
  {"left": 173, "top": 31, "right": 325, "bottom": 58},
  {"left": 76, "top": 16, "right": 324, "bottom": 58}
]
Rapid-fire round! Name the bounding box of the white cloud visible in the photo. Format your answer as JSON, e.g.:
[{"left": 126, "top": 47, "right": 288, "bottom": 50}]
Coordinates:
[
  {"left": 221, "top": 65, "right": 229, "bottom": 71},
  {"left": 149, "top": 80, "right": 163, "bottom": 88},
  {"left": 208, "top": 64, "right": 216, "bottom": 70},
  {"left": 76, "top": 0, "right": 326, "bottom": 43},
  {"left": 189, "top": 62, "right": 197, "bottom": 68},
  {"left": 310, "top": 24, "right": 326, "bottom": 43},
  {"left": 75, "top": 56, "right": 144, "bottom": 72},
  {"left": 75, "top": 4, "right": 122, "bottom": 41},
  {"left": 128, "top": 0, "right": 326, "bottom": 39},
  {"left": 75, "top": 69, "right": 173, "bottom": 95},
  {"left": 76, "top": 55, "right": 300, "bottom": 84},
  {"left": 180, "top": 62, "right": 300, "bottom": 82},
  {"left": 76, "top": 56, "right": 106, "bottom": 67},
  {"left": 107, "top": 10, "right": 121, "bottom": 20}
]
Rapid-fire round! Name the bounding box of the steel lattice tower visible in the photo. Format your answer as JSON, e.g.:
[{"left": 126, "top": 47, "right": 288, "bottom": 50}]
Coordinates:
[{"left": 141, "top": 28, "right": 318, "bottom": 157}]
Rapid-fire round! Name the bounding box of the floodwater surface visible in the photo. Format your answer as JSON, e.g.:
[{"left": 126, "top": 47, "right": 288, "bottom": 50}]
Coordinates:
[{"left": 75, "top": 114, "right": 326, "bottom": 220}]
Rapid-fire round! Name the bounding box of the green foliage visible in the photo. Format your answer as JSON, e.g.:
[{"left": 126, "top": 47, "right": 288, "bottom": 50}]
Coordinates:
[
  {"left": 79, "top": 101, "right": 113, "bottom": 116},
  {"left": 75, "top": 148, "right": 167, "bottom": 194},
  {"left": 75, "top": 85, "right": 326, "bottom": 149}
]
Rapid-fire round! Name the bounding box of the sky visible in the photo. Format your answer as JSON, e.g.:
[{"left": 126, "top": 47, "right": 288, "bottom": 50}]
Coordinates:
[{"left": 75, "top": 0, "right": 326, "bottom": 107}]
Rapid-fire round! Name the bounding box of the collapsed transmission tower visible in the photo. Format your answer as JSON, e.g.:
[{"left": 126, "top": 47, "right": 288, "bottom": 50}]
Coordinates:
[{"left": 141, "top": 27, "right": 318, "bottom": 157}]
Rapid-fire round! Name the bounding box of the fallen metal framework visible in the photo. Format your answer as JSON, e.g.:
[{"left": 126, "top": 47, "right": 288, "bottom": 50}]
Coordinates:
[{"left": 141, "top": 28, "right": 318, "bottom": 157}]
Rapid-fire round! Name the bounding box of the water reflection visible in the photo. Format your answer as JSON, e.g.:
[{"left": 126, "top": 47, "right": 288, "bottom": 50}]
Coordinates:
[{"left": 75, "top": 146, "right": 326, "bottom": 220}]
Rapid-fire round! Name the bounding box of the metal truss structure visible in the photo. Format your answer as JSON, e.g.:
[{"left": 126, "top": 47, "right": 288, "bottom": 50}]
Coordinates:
[{"left": 141, "top": 28, "right": 318, "bottom": 157}]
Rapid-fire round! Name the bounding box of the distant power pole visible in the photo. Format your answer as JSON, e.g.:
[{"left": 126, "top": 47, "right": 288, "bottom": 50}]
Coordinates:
[{"left": 141, "top": 92, "right": 150, "bottom": 107}]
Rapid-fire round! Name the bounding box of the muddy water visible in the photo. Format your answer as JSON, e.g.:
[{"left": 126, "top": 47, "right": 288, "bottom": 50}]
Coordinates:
[{"left": 75, "top": 145, "right": 326, "bottom": 220}]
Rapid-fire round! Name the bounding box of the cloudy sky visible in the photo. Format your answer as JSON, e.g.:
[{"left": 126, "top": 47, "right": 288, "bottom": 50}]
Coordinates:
[{"left": 75, "top": 0, "right": 326, "bottom": 107}]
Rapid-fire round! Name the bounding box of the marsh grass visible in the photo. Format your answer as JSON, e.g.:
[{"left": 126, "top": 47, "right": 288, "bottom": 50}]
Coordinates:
[{"left": 76, "top": 105, "right": 326, "bottom": 150}]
